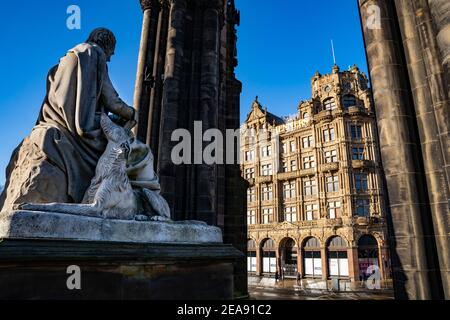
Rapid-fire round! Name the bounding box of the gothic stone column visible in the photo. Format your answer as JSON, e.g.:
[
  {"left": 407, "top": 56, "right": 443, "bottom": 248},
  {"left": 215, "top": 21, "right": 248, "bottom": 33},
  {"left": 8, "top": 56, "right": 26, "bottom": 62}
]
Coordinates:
[
  {"left": 424, "top": 0, "right": 450, "bottom": 191},
  {"left": 195, "top": 0, "right": 222, "bottom": 224},
  {"left": 146, "top": 0, "right": 170, "bottom": 161},
  {"left": 157, "top": 0, "right": 187, "bottom": 213},
  {"left": 428, "top": 0, "right": 450, "bottom": 97},
  {"left": 359, "top": 0, "right": 436, "bottom": 299},
  {"left": 134, "top": 0, "right": 161, "bottom": 141},
  {"left": 395, "top": 0, "right": 450, "bottom": 298}
]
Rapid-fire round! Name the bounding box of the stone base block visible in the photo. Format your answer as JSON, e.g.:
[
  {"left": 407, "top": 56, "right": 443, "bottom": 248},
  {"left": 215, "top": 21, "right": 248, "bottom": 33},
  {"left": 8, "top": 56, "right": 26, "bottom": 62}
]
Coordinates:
[{"left": 0, "top": 239, "right": 243, "bottom": 300}]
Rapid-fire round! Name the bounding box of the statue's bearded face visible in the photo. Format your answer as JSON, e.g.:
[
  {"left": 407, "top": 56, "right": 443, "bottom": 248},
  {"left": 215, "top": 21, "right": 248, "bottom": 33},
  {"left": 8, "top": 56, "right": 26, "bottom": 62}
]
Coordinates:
[{"left": 105, "top": 45, "right": 116, "bottom": 62}]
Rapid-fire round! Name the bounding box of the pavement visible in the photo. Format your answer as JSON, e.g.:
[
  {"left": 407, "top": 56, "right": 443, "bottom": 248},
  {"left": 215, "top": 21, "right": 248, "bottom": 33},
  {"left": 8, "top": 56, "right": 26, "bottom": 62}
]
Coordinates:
[
  {"left": 248, "top": 277, "right": 394, "bottom": 300},
  {"left": 249, "top": 285, "right": 394, "bottom": 300}
]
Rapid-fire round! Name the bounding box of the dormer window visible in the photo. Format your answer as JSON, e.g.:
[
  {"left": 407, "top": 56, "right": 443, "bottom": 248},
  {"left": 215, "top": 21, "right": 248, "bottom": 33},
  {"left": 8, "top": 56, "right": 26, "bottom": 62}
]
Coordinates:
[
  {"left": 324, "top": 98, "right": 337, "bottom": 111},
  {"left": 343, "top": 95, "right": 357, "bottom": 108},
  {"left": 303, "top": 112, "right": 310, "bottom": 120}
]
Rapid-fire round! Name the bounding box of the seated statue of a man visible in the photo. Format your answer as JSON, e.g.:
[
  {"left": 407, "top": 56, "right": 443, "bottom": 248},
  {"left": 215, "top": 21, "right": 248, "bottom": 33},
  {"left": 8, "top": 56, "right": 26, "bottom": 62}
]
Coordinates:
[{"left": 0, "top": 28, "right": 169, "bottom": 221}]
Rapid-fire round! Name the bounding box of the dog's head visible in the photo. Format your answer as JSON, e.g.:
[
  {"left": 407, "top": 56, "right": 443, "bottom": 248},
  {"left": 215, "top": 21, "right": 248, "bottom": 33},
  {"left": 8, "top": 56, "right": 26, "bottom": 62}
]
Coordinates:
[{"left": 101, "top": 113, "right": 136, "bottom": 160}]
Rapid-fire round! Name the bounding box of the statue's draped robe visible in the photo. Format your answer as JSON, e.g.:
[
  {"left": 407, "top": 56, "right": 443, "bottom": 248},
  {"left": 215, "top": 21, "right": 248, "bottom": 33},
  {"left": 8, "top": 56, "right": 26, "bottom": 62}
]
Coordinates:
[{"left": 0, "top": 43, "right": 132, "bottom": 211}]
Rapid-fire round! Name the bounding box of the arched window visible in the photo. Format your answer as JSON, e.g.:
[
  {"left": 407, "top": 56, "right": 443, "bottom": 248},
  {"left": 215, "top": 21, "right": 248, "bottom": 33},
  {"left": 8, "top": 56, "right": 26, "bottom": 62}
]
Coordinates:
[
  {"left": 324, "top": 98, "right": 337, "bottom": 111},
  {"left": 303, "top": 237, "right": 322, "bottom": 277},
  {"left": 248, "top": 239, "right": 257, "bottom": 250},
  {"left": 247, "top": 240, "right": 257, "bottom": 273},
  {"left": 327, "top": 236, "right": 349, "bottom": 278},
  {"left": 358, "top": 235, "right": 379, "bottom": 279},
  {"left": 261, "top": 239, "right": 277, "bottom": 274},
  {"left": 328, "top": 236, "right": 348, "bottom": 248},
  {"left": 304, "top": 237, "right": 320, "bottom": 248},
  {"left": 358, "top": 235, "right": 378, "bottom": 247},
  {"left": 262, "top": 239, "right": 275, "bottom": 250},
  {"left": 303, "top": 112, "right": 310, "bottom": 120},
  {"left": 343, "top": 95, "right": 357, "bottom": 108}
]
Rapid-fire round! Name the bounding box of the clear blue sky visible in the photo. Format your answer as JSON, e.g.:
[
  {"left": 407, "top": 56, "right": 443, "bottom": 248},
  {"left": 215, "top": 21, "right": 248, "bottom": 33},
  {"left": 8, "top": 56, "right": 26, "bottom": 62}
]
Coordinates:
[{"left": 0, "top": 0, "right": 368, "bottom": 185}]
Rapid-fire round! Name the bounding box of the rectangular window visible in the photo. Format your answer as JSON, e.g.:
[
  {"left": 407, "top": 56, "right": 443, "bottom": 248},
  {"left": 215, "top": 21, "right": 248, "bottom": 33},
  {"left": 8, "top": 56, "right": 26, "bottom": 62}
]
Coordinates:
[
  {"left": 305, "top": 204, "right": 319, "bottom": 221},
  {"left": 290, "top": 160, "right": 298, "bottom": 171},
  {"left": 263, "top": 251, "right": 277, "bottom": 274},
  {"left": 326, "top": 175, "right": 340, "bottom": 193},
  {"left": 283, "top": 181, "right": 296, "bottom": 199},
  {"left": 262, "top": 184, "right": 273, "bottom": 201},
  {"left": 261, "top": 164, "right": 273, "bottom": 176},
  {"left": 281, "top": 161, "right": 288, "bottom": 173},
  {"left": 302, "top": 136, "right": 314, "bottom": 148},
  {"left": 245, "top": 150, "right": 255, "bottom": 162},
  {"left": 247, "top": 210, "right": 256, "bottom": 225},
  {"left": 282, "top": 143, "right": 288, "bottom": 154},
  {"left": 284, "top": 207, "right": 297, "bottom": 222},
  {"left": 261, "top": 145, "right": 272, "bottom": 158},
  {"left": 352, "top": 147, "right": 365, "bottom": 160},
  {"left": 328, "top": 251, "right": 349, "bottom": 277},
  {"left": 305, "top": 251, "right": 322, "bottom": 276},
  {"left": 355, "top": 199, "right": 370, "bottom": 217},
  {"left": 355, "top": 173, "right": 368, "bottom": 192},
  {"left": 325, "top": 98, "right": 337, "bottom": 111},
  {"left": 303, "top": 156, "right": 316, "bottom": 169},
  {"left": 325, "top": 150, "right": 338, "bottom": 163},
  {"left": 304, "top": 179, "right": 317, "bottom": 196},
  {"left": 247, "top": 252, "right": 257, "bottom": 272},
  {"left": 262, "top": 208, "right": 274, "bottom": 224},
  {"left": 328, "top": 201, "right": 342, "bottom": 219},
  {"left": 245, "top": 168, "right": 255, "bottom": 180},
  {"left": 351, "top": 125, "right": 363, "bottom": 140},
  {"left": 323, "top": 126, "right": 336, "bottom": 142},
  {"left": 290, "top": 141, "right": 297, "bottom": 152},
  {"left": 247, "top": 187, "right": 256, "bottom": 203},
  {"left": 343, "top": 96, "right": 357, "bottom": 108}
]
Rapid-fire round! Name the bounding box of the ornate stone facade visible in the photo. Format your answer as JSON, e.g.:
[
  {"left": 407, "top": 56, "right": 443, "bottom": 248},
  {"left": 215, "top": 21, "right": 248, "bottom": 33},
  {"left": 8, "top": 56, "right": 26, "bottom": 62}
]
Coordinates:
[{"left": 241, "top": 66, "right": 391, "bottom": 287}]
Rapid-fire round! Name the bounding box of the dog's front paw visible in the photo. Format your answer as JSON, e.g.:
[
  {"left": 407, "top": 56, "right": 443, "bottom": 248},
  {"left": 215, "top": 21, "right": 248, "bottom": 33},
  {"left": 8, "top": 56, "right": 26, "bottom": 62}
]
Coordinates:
[
  {"left": 150, "top": 215, "right": 171, "bottom": 222},
  {"left": 135, "top": 214, "right": 150, "bottom": 222},
  {"left": 14, "top": 203, "right": 30, "bottom": 211}
]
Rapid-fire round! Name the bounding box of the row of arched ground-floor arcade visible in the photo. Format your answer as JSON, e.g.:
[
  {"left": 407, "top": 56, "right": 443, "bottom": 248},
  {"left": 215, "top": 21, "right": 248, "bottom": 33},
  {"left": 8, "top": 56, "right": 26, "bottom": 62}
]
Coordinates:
[{"left": 247, "top": 234, "right": 391, "bottom": 284}]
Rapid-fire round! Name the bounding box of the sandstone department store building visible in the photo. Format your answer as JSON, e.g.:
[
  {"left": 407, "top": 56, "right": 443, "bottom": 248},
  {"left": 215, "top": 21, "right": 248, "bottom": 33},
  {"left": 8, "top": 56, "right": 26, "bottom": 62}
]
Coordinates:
[{"left": 241, "top": 65, "right": 391, "bottom": 289}]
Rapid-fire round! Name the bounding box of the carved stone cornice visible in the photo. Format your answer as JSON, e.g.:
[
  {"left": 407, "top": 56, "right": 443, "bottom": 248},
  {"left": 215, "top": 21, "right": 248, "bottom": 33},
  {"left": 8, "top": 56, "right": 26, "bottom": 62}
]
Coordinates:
[
  {"left": 166, "top": 0, "right": 187, "bottom": 10},
  {"left": 196, "top": 0, "right": 223, "bottom": 10},
  {"left": 319, "top": 162, "right": 339, "bottom": 173},
  {"left": 159, "top": 0, "right": 170, "bottom": 10},
  {"left": 140, "top": 0, "right": 159, "bottom": 11}
]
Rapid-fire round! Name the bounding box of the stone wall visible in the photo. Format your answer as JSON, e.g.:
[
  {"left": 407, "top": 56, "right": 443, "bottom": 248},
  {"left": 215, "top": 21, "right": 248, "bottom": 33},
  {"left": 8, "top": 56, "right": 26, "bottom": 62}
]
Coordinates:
[
  {"left": 358, "top": 0, "right": 450, "bottom": 300},
  {"left": 133, "top": 0, "right": 247, "bottom": 297}
]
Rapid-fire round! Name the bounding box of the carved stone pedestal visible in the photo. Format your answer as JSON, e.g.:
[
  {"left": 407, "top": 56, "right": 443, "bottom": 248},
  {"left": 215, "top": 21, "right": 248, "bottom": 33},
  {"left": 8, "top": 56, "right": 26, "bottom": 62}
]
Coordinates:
[
  {"left": 0, "top": 239, "right": 243, "bottom": 300},
  {"left": 0, "top": 210, "right": 223, "bottom": 244}
]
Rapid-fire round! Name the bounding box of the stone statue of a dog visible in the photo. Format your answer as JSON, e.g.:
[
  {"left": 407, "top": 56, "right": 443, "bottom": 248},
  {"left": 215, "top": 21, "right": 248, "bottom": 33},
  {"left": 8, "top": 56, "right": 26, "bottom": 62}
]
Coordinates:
[{"left": 19, "top": 114, "right": 170, "bottom": 221}]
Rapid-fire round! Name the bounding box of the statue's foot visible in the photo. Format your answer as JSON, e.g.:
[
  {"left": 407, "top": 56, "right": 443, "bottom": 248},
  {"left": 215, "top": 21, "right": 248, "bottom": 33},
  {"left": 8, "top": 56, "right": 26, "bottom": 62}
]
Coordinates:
[{"left": 150, "top": 216, "right": 171, "bottom": 222}]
